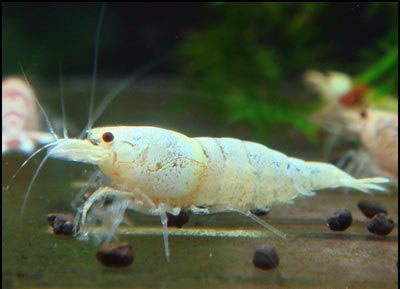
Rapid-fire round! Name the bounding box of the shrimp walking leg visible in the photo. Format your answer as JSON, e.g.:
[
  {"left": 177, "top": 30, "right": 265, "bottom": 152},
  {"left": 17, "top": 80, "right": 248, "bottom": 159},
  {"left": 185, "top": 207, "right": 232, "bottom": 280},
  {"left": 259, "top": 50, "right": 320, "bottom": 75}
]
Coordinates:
[
  {"left": 102, "top": 199, "right": 131, "bottom": 242},
  {"left": 77, "top": 186, "right": 181, "bottom": 260},
  {"left": 235, "top": 209, "right": 287, "bottom": 240},
  {"left": 159, "top": 203, "right": 170, "bottom": 262},
  {"left": 70, "top": 170, "right": 104, "bottom": 209},
  {"left": 351, "top": 152, "right": 370, "bottom": 178},
  {"left": 189, "top": 204, "right": 233, "bottom": 215},
  {"left": 80, "top": 186, "right": 156, "bottom": 230},
  {"left": 190, "top": 204, "right": 287, "bottom": 240},
  {"left": 189, "top": 205, "right": 211, "bottom": 215},
  {"left": 322, "top": 129, "right": 340, "bottom": 160},
  {"left": 336, "top": 149, "right": 358, "bottom": 170}
]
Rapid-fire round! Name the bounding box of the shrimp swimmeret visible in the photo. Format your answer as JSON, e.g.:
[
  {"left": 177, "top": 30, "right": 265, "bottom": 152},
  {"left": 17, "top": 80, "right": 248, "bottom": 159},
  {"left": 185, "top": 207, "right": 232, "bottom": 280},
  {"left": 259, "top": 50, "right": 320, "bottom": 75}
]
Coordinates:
[{"left": 47, "top": 125, "right": 390, "bottom": 261}]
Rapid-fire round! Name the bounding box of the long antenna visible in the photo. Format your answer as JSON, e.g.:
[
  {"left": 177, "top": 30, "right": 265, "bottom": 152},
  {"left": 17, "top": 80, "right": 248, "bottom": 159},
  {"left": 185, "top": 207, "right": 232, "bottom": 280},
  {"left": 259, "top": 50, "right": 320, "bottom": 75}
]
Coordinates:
[
  {"left": 87, "top": 2, "right": 107, "bottom": 131},
  {"left": 5, "top": 140, "right": 62, "bottom": 192},
  {"left": 59, "top": 61, "right": 68, "bottom": 138},
  {"left": 20, "top": 142, "right": 66, "bottom": 219},
  {"left": 19, "top": 62, "right": 58, "bottom": 141},
  {"left": 79, "top": 55, "right": 167, "bottom": 138}
]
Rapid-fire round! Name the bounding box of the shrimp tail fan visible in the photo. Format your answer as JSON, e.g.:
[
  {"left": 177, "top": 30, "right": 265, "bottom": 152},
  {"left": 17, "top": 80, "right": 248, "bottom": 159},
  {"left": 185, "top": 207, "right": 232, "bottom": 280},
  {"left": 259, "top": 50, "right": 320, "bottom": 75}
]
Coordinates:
[{"left": 350, "top": 177, "right": 391, "bottom": 194}]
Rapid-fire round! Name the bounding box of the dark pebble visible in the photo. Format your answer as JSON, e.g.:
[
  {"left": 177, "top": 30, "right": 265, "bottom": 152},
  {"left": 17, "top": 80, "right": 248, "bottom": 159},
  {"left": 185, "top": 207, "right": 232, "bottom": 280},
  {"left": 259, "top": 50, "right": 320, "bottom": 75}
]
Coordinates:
[
  {"left": 253, "top": 246, "right": 279, "bottom": 270},
  {"left": 96, "top": 243, "right": 134, "bottom": 267},
  {"left": 47, "top": 213, "right": 75, "bottom": 235},
  {"left": 326, "top": 209, "right": 352, "bottom": 231},
  {"left": 358, "top": 199, "right": 388, "bottom": 218},
  {"left": 367, "top": 213, "right": 394, "bottom": 236},
  {"left": 250, "top": 208, "right": 271, "bottom": 217},
  {"left": 167, "top": 210, "right": 190, "bottom": 228},
  {"left": 53, "top": 220, "right": 74, "bottom": 235}
]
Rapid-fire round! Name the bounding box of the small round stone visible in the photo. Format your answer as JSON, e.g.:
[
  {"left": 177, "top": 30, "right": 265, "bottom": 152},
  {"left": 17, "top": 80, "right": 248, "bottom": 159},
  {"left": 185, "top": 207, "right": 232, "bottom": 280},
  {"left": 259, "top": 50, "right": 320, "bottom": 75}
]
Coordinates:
[
  {"left": 53, "top": 220, "right": 74, "bottom": 235},
  {"left": 47, "top": 214, "right": 58, "bottom": 226},
  {"left": 47, "top": 213, "right": 75, "bottom": 235},
  {"left": 253, "top": 246, "right": 279, "bottom": 270},
  {"left": 326, "top": 209, "right": 352, "bottom": 231},
  {"left": 47, "top": 213, "right": 74, "bottom": 224},
  {"left": 96, "top": 243, "right": 134, "bottom": 267},
  {"left": 167, "top": 210, "right": 190, "bottom": 228},
  {"left": 367, "top": 213, "right": 394, "bottom": 236},
  {"left": 358, "top": 199, "right": 388, "bottom": 218}
]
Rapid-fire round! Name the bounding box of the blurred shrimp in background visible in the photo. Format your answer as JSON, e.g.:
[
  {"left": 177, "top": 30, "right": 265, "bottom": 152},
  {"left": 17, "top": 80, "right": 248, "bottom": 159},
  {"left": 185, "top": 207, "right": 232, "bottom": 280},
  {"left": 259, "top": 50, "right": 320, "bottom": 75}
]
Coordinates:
[
  {"left": 304, "top": 70, "right": 398, "bottom": 183},
  {"left": 346, "top": 108, "right": 398, "bottom": 184},
  {"left": 304, "top": 71, "right": 361, "bottom": 139},
  {"left": 2, "top": 76, "right": 55, "bottom": 154}
]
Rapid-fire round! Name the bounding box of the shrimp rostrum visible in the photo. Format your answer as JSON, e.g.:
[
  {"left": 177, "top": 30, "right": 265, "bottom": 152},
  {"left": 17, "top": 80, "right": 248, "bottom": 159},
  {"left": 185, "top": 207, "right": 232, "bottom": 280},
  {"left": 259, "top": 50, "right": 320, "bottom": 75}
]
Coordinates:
[{"left": 49, "top": 126, "right": 389, "bottom": 261}]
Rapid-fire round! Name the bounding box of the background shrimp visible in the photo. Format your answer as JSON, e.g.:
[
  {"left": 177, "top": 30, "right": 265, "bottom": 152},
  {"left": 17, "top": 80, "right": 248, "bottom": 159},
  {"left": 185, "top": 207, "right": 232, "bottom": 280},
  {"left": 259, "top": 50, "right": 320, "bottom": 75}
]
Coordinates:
[
  {"left": 304, "top": 70, "right": 398, "bottom": 182},
  {"left": 341, "top": 108, "right": 398, "bottom": 184},
  {"left": 2, "top": 76, "right": 56, "bottom": 154}
]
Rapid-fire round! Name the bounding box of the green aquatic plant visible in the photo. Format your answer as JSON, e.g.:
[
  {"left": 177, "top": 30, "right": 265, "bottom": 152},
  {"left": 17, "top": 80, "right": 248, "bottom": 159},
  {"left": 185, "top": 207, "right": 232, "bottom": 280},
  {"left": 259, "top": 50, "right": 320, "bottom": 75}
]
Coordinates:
[
  {"left": 354, "top": 2, "right": 398, "bottom": 101},
  {"left": 179, "top": 3, "right": 398, "bottom": 142}
]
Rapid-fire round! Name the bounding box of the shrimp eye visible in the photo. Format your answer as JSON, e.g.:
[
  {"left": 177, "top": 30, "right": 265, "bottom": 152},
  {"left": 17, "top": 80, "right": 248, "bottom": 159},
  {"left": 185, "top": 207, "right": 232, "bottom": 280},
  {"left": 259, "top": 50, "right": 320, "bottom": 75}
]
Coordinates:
[{"left": 102, "top": 132, "right": 114, "bottom": 143}]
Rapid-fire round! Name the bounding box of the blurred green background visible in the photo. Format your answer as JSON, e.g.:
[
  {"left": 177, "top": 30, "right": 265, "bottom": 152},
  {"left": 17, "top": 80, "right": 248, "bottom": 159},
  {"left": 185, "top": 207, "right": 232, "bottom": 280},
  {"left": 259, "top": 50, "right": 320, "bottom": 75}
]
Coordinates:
[{"left": 2, "top": 2, "right": 398, "bottom": 142}]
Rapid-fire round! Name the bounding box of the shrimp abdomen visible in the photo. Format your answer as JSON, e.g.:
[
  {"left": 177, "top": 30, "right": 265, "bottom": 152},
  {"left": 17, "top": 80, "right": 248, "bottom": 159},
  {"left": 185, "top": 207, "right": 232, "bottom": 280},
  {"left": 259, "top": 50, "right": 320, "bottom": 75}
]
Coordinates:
[
  {"left": 192, "top": 136, "right": 390, "bottom": 211},
  {"left": 193, "top": 137, "right": 299, "bottom": 209}
]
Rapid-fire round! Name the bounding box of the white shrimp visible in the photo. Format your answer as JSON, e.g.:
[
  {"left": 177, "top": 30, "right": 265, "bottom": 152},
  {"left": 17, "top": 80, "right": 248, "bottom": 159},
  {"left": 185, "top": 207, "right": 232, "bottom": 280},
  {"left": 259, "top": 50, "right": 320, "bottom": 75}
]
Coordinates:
[{"left": 47, "top": 125, "right": 390, "bottom": 261}]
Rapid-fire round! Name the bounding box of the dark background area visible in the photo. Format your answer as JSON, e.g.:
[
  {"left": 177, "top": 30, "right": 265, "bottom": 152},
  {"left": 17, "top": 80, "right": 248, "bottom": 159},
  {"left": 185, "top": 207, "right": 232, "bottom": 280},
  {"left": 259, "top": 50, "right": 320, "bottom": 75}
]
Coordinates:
[
  {"left": 3, "top": 3, "right": 209, "bottom": 76},
  {"left": 2, "top": 3, "right": 397, "bottom": 77}
]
